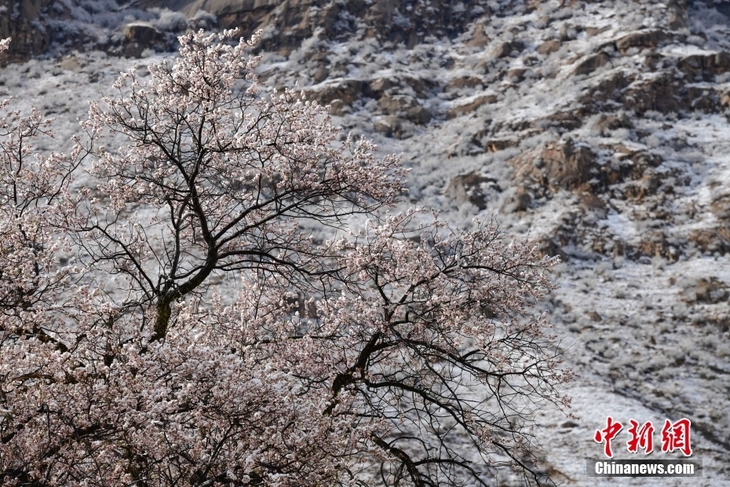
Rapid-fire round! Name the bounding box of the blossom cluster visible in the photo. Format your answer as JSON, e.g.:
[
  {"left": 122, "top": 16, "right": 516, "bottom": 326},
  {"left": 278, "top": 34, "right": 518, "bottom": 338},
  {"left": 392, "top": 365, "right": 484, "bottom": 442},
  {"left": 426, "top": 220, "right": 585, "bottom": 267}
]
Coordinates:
[{"left": 0, "top": 32, "right": 569, "bottom": 486}]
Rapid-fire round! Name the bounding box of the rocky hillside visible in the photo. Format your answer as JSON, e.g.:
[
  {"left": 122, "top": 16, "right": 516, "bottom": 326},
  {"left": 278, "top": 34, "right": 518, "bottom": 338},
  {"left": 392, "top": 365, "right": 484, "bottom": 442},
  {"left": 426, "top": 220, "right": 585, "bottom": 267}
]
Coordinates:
[{"left": 1, "top": 0, "right": 729, "bottom": 485}]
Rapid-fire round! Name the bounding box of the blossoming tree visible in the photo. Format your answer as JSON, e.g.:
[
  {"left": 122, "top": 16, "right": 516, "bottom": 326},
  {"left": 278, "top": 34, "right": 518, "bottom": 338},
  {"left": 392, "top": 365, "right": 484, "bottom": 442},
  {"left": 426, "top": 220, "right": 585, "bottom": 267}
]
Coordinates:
[{"left": 0, "top": 32, "right": 570, "bottom": 486}]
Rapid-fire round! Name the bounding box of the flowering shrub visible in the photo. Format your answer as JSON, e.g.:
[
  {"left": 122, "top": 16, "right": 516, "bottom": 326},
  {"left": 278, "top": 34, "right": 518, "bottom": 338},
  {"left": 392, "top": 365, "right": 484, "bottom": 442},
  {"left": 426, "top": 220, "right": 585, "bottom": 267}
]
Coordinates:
[{"left": 0, "top": 32, "right": 570, "bottom": 486}]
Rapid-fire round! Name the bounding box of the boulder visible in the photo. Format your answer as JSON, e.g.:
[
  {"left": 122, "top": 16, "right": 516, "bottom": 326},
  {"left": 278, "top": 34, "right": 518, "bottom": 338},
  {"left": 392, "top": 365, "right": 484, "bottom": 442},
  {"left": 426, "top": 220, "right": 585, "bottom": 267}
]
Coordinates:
[
  {"left": 539, "top": 140, "right": 596, "bottom": 189},
  {"left": 588, "top": 311, "right": 603, "bottom": 322},
  {"left": 591, "top": 113, "right": 633, "bottom": 135},
  {"left": 447, "top": 94, "right": 498, "bottom": 119},
  {"left": 683, "top": 277, "right": 728, "bottom": 304},
  {"left": 482, "top": 137, "right": 519, "bottom": 152},
  {"left": 513, "top": 139, "right": 597, "bottom": 192},
  {"left": 405, "top": 105, "right": 432, "bottom": 125},
  {"left": 595, "top": 149, "right": 662, "bottom": 191},
  {"left": 375, "top": 94, "right": 430, "bottom": 124},
  {"left": 688, "top": 227, "right": 730, "bottom": 255},
  {"left": 373, "top": 116, "right": 399, "bottom": 137},
  {"left": 402, "top": 75, "right": 433, "bottom": 98},
  {"left": 373, "top": 116, "right": 412, "bottom": 139},
  {"left": 492, "top": 40, "right": 524, "bottom": 58},
  {"left": 577, "top": 191, "right": 607, "bottom": 219},
  {"left": 668, "top": 1, "right": 687, "bottom": 29},
  {"left": 580, "top": 72, "right": 633, "bottom": 108},
  {"left": 123, "top": 22, "right": 163, "bottom": 45},
  {"left": 720, "top": 90, "right": 730, "bottom": 109},
  {"left": 378, "top": 94, "right": 417, "bottom": 114},
  {"left": 58, "top": 55, "right": 81, "bottom": 72},
  {"left": 544, "top": 109, "right": 586, "bottom": 130},
  {"left": 364, "top": 77, "right": 396, "bottom": 98},
  {"left": 621, "top": 73, "right": 679, "bottom": 114},
  {"left": 677, "top": 52, "right": 730, "bottom": 81},
  {"left": 622, "top": 172, "right": 661, "bottom": 201},
  {"left": 585, "top": 25, "right": 611, "bottom": 37},
  {"left": 366, "top": 75, "right": 433, "bottom": 99},
  {"left": 501, "top": 187, "right": 532, "bottom": 213},
  {"left": 312, "top": 66, "right": 330, "bottom": 83},
  {"left": 445, "top": 171, "right": 500, "bottom": 210},
  {"left": 466, "top": 22, "right": 490, "bottom": 48},
  {"left": 631, "top": 232, "right": 677, "bottom": 261},
  {"left": 537, "top": 237, "right": 568, "bottom": 261},
  {"left": 615, "top": 30, "right": 669, "bottom": 54},
  {"left": 685, "top": 86, "right": 719, "bottom": 112},
  {"left": 444, "top": 76, "right": 483, "bottom": 92},
  {"left": 328, "top": 99, "right": 347, "bottom": 116},
  {"left": 573, "top": 53, "right": 610, "bottom": 76},
  {"left": 711, "top": 191, "right": 730, "bottom": 220},
  {"left": 537, "top": 39, "right": 561, "bottom": 55},
  {"left": 307, "top": 79, "right": 364, "bottom": 105},
  {"left": 506, "top": 68, "right": 528, "bottom": 82}
]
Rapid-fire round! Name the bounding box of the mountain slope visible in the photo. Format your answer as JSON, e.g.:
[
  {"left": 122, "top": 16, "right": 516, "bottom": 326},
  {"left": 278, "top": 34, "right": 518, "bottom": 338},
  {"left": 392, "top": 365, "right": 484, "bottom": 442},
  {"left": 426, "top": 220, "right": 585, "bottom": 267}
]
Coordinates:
[{"left": 0, "top": 0, "right": 728, "bottom": 484}]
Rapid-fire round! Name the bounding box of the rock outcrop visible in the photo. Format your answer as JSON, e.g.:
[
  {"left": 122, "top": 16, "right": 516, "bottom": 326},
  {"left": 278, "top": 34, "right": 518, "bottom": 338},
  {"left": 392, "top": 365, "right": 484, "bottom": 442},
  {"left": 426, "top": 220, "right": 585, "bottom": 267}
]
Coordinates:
[{"left": 0, "top": 0, "right": 52, "bottom": 63}]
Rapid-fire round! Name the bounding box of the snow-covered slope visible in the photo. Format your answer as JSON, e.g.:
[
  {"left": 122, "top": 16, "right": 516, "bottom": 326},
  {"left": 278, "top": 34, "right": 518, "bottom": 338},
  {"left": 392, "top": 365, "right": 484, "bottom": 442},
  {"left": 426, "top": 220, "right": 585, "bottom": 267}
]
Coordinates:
[{"left": 1, "top": 0, "right": 729, "bottom": 484}]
